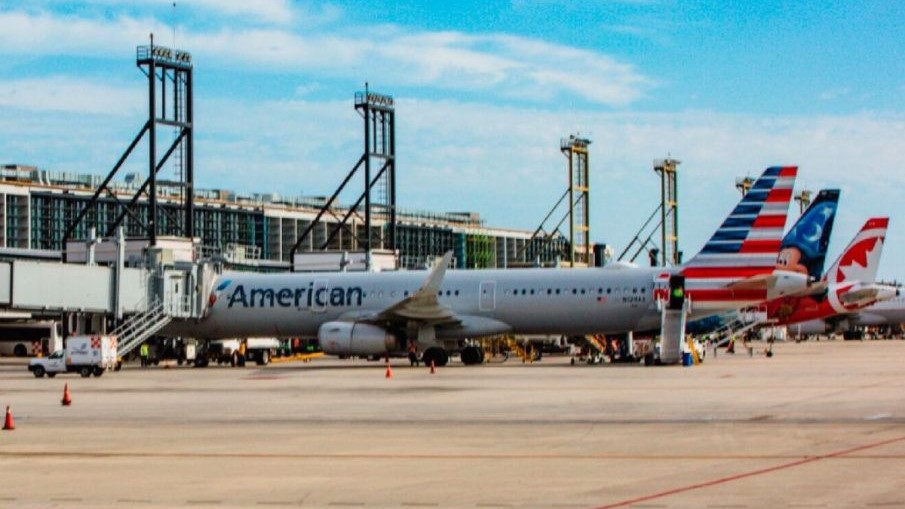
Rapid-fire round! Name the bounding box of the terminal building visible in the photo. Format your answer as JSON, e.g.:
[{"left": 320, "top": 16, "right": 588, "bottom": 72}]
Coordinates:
[{"left": 0, "top": 164, "right": 572, "bottom": 270}]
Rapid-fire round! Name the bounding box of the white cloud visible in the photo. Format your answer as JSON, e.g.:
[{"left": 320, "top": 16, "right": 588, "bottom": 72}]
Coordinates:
[{"left": 0, "top": 9, "right": 650, "bottom": 106}]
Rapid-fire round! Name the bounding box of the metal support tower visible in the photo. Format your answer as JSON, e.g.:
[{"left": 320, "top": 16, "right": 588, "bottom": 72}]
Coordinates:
[
  {"left": 289, "top": 86, "right": 396, "bottom": 265},
  {"left": 794, "top": 190, "right": 811, "bottom": 215},
  {"left": 63, "top": 34, "right": 194, "bottom": 251},
  {"left": 735, "top": 176, "right": 754, "bottom": 196},
  {"left": 654, "top": 158, "right": 680, "bottom": 266},
  {"left": 561, "top": 135, "right": 591, "bottom": 267}
]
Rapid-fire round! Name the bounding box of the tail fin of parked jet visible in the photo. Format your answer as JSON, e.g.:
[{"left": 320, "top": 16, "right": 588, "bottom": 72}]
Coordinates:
[
  {"left": 676, "top": 166, "right": 801, "bottom": 310},
  {"left": 683, "top": 166, "right": 797, "bottom": 276},
  {"left": 823, "top": 217, "right": 891, "bottom": 312},
  {"left": 777, "top": 189, "right": 840, "bottom": 281},
  {"left": 824, "top": 217, "right": 888, "bottom": 286}
]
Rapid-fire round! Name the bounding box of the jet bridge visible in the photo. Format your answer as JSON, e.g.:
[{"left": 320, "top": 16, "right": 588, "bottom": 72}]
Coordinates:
[{"left": 0, "top": 230, "right": 215, "bottom": 357}]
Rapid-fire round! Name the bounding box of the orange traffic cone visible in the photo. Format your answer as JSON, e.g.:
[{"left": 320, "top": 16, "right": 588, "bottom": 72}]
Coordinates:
[
  {"left": 385, "top": 361, "right": 393, "bottom": 379},
  {"left": 2, "top": 406, "right": 14, "bottom": 431},
  {"left": 430, "top": 360, "right": 436, "bottom": 374},
  {"left": 61, "top": 384, "right": 72, "bottom": 406}
]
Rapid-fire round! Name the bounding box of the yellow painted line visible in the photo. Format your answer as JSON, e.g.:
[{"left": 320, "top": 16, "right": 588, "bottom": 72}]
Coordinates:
[{"left": 269, "top": 352, "right": 325, "bottom": 364}]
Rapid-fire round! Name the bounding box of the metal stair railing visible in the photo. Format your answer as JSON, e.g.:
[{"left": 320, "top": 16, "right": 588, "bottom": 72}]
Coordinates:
[
  {"left": 714, "top": 306, "right": 771, "bottom": 347},
  {"left": 112, "top": 300, "right": 173, "bottom": 357}
]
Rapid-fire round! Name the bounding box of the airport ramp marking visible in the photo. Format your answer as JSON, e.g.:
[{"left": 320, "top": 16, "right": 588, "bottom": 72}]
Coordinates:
[
  {"left": 587, "top": 434, "right": 905, "bottom": 509},
  {"left": 2, "top": 450, "right": 905, "bottom": 461}
]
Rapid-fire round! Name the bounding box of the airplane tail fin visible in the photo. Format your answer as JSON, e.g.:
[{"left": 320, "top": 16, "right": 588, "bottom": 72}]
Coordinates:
[
  {"left": 683, "top": 166, "right": 797, "bottom": 277},
  {"left": 677, "top": 166, "right": 798, "bottom": 309},
  {"left": 824, "top": 217, "right": 888, "bottom": 286},
  {"left": 777, "top": 189, "right": 840, "bottom": 280}
]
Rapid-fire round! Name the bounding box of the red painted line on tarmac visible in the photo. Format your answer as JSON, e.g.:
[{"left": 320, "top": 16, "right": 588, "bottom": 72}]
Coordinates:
[{"left": 588, "top": 435, "right": 905, "bottom": 509}]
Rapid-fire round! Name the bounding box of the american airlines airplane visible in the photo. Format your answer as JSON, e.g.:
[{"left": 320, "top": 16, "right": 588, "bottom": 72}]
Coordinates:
[{"left": 167, "top": 166, "right": 808, "bottom": 366}]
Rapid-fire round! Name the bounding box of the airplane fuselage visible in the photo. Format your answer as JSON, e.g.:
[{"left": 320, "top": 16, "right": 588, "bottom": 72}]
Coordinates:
[{"left": 166, "top": 266, "right": 663, "bottom": 340}]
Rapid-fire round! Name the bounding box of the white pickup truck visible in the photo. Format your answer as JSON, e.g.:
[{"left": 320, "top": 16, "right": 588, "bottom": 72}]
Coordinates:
[{"left": 28, "top": 335, "right": 119, "bottom": 378}]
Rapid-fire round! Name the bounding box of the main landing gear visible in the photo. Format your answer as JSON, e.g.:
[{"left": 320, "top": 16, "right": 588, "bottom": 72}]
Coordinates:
[{"left": 421, "top": 347, "right": 450, "bottom": 367}]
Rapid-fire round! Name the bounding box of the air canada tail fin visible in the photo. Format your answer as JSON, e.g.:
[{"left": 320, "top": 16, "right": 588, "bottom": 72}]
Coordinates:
[
  {"left": 777, "top": 189, "right": 840, "bottom": 280},
  {"left": 824, "top": 217, "right": 888, "bottom": 286},
  {"left": 683, "top": 166, "right": 797, "bottom": 278}
]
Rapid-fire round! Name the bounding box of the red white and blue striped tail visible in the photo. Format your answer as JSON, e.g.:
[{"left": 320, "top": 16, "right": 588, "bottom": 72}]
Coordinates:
[
  {"left": 824, "top": 217, "right": 888, "bottom": 286},
  {"left": 680, "top": 166, "right": 797, "bottom": 309}
]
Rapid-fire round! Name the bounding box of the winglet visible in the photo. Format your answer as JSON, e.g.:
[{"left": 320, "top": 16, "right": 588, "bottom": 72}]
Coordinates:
[
  {"left": 418, "top": 251, "right": 453, "bottom": 296},
  {"left": 373, "top": 251, "right": 458, "bottom": 323}
]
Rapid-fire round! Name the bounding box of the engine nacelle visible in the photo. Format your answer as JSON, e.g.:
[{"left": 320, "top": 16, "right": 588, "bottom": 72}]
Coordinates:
[{"left": 318, "top": 322, "right": 395, "bottom": 356}]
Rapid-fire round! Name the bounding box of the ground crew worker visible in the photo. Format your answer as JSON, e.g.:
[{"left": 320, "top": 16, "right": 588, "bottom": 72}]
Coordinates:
[
  {"left": 139, "top": 343, "right": 150, "bottom": 368},
  {"left": 408, "top": 340, "right": 419, "bottom": 367}
]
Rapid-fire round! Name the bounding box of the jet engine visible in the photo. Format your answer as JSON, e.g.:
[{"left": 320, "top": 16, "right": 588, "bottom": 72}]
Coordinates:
[{"left": 318, "top": 322, "right": 396, "bottom": 356}]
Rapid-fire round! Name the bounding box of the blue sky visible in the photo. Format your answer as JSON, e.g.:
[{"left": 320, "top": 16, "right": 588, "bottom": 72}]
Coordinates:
[{"left": 0, "top": 1, "right": 903, "bottom": 279}]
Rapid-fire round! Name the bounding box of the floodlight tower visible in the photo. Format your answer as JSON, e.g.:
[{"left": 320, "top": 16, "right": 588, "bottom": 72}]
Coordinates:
[
  {"left": 561, "top": 135, "right": 591, "bottom": 267},
  {"left": 735, "top": 176, "right": 755, "bottom": 196},
  {"left": 794, "top": 190, "right": 811, "bottom": 215},
  {"left": 654, "top": 158, "right": 680, "bottom": 266},
  {"left": 63, "top": 34, "right": 194, "bottom": 250}
]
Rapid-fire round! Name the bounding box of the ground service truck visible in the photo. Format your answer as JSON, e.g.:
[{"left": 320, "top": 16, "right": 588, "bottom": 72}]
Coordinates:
[{"left": 28, "top": 335, "right": 118, "bottom": 378}]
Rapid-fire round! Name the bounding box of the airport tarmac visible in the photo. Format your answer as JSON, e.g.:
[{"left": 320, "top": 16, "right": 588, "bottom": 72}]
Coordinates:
[{"left": 1, "top": 340, "right": 904, "bottom": 509}]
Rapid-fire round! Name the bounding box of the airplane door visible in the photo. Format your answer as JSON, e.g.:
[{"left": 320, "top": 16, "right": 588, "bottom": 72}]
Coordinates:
[
  {"left": 479, "top": 281, "right": 496, "bottom": 311},
  {"left": 313, "top": 280, "right": 328, "bottom": 313}
]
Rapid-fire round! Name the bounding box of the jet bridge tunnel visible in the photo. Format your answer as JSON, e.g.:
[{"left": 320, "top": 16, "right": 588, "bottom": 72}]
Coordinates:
[{"left": 0, "top": 233, "right": 216, "bottom": 357}]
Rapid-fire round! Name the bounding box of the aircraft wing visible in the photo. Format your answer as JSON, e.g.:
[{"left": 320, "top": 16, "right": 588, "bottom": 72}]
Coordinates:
[
  {"left": 369, "top": 251, "right": 460, "bottom": 326},
  {"left": 726, "top": 273, "right": 777, "bottom": 290},
  {"left": 840, "top": 284, "right": 898, "bottom": 306},
  {"left": 727, "top": 270, "right": 811, "bottom": 299}
]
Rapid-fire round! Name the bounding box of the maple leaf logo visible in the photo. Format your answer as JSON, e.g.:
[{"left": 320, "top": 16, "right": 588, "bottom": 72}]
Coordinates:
[
  {"left": 833, "top": 237, "right": 884, "bottom": 310},
  {"left": 834, "top": 237, "right": 883, "bottom": 285}
]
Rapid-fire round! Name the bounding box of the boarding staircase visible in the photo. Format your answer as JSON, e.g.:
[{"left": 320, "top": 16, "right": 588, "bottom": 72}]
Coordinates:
[
  {"left": 659, "top": 303, "right": 686, "bottom": 364},
  {"left": 713, "top": 306, "right": 771, "bottom": 348},
  {"left": 112, "top": 300, "right": 174, "bottom": 358}
]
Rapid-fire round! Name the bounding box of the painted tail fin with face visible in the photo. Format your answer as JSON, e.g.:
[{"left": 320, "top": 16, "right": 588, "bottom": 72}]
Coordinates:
[{"left": 777, "top": 189, "right": 840, "bottom": 280}]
